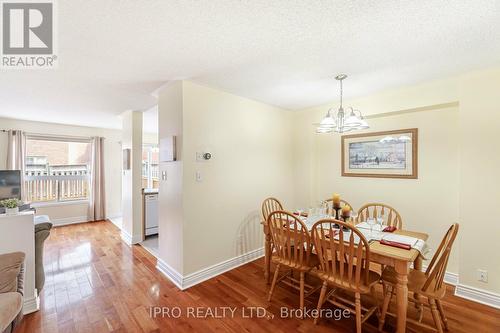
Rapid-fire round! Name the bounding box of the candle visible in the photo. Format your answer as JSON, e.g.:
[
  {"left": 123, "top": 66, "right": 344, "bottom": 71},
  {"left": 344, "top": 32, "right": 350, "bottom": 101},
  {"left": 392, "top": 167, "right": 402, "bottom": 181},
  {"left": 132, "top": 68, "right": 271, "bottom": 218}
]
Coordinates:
[
  {"left": 332, "top": 193, "right": 341, "bottom": 208},
  {"left": 341, "top": 204, "right": 351, "bottom": 217}
]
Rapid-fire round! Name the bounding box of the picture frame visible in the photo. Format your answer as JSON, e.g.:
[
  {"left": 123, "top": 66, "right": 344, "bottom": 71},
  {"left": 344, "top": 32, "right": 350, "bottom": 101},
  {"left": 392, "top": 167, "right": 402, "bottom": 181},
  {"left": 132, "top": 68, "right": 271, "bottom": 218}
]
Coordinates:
[
  {"left": 122, "top": 148, "right": 131, "bottom": 170},
  {"left": 341, "top": 128, "right": 418, "bottom": 179},
  {"left": 159, "top": 136, "right": 176, "bottom": 162}
]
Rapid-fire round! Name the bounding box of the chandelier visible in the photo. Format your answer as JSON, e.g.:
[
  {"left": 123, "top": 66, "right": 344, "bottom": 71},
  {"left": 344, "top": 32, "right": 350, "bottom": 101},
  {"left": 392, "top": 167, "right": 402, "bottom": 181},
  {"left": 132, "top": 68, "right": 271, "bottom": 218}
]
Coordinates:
[{"left": 315, "top": 74, "right": 369, "bottom": 134}]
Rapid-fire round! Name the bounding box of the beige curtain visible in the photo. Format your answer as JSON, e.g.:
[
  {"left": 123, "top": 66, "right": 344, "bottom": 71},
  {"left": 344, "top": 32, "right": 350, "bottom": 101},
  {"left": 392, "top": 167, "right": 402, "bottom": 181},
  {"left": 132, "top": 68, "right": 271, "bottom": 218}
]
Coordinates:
[
  {"left": 6, "top": 130, "right": 26, "bottom": 201},
  {"left": 88, "top": 136, "right": 106, "bottom": 221}
]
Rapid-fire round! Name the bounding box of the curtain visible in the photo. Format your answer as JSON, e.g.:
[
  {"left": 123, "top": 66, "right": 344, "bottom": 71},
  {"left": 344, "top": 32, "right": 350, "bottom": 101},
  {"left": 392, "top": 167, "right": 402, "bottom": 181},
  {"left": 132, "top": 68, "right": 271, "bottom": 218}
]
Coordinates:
[
  {"left": 88, "top": 136, "right": 106, "bottom": 221},
  {"left": 6, "top": 130, "right": 26, "bottom": 201}
]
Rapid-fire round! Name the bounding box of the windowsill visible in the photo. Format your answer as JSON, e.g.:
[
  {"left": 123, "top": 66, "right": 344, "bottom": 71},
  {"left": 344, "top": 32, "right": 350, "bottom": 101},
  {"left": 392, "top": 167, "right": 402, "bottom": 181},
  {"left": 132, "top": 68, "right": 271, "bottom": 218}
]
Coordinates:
[{"left": 31, "top": 200, "right": 89, "bottom": 208}]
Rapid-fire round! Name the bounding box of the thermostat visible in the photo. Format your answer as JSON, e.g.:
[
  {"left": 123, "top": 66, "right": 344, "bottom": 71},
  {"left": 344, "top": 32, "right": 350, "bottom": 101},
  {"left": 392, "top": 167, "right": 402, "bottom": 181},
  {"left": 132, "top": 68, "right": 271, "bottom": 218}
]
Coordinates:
[{"left": 196, "top": 152, "right": 213, "bottom": 161}]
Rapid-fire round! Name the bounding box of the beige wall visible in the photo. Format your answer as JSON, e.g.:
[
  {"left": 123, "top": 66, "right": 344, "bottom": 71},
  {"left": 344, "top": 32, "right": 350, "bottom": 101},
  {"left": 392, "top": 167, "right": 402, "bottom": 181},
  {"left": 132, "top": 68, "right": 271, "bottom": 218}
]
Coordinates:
[
  {"left": 181, "top": 81, "right": 295, "bottom": 274},
  {"left": 458, "top": 68, "right": 500, "bottom": 292},
  {"left": 121, "top": 111, "right": 143, "bottom": 243},
  {"left": 157, "top": 81, "right": 294, "bottom": 275},
  {"left": 294, "top": 67, "right": 500, "bottom": 294},
  {"left": 0, "top": 117, "right": 122, "bottom": 222},
  {"left": 294, "top": 106, "right": 460, "bottom": 274}
]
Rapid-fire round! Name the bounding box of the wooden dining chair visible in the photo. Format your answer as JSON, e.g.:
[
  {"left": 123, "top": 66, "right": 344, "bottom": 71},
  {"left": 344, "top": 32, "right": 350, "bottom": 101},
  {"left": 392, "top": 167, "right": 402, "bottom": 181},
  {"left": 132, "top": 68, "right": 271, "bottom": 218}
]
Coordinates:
[
  {"left": 262, "top": 197, "right": 284, "bottom": 222},
  {"left": 324, "top": 198, "right": 353, "bottom": 216},
  {"left": 357, "top": 203, "right": 403, "bottom": 229},
  {"left": 378, "top": 223, "right": 459, "bottom": 333},
  {"left": 267, "top": 210, "right": 320, "bottom": 313},
  {"left": 311, "top": 219, "right": 380, "bottom": 333}
]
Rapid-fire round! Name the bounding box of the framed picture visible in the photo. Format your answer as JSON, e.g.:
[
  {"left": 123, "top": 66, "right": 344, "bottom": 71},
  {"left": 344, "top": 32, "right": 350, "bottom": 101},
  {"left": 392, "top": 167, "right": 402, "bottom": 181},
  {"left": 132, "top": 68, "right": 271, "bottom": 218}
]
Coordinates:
[
  {"left": 122, "top": 149, "right": 131, "bottom": 170},
  {"left": 159, "top": 136, "right": 176, "bottom": 162},
  {"left": 341, "top": 128, "right": 418, "bottom": 179}
]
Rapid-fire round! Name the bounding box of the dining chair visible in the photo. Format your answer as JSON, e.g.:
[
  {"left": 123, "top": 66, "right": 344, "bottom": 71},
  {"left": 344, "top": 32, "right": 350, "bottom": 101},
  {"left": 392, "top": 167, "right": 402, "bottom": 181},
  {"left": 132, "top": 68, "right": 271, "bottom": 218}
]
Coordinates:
[
  {"left": 378, "top": 223, "right": 459, "bottom": 333},
  {"left": 262, "top": 197, "right": 284, "bottom": 222},
  {"left": 324, "top": 198, "right": 353, "bottom": 217},
  {"left": 357, "top": 203, "right": 403, "bottom": 229},
  {"left": 267, "top": 210, "right": 320, "bottom": 314},
  {"left": 311, "top": 219, "right": 380, "bottom": 333}
]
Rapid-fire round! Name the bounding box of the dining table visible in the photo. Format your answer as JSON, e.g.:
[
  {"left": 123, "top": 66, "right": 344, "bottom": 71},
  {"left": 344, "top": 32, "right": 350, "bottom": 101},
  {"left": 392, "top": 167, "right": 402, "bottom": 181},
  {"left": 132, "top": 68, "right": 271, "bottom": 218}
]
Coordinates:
[{"left": 261, "top": 216, "right": 429, "bottom": 333}]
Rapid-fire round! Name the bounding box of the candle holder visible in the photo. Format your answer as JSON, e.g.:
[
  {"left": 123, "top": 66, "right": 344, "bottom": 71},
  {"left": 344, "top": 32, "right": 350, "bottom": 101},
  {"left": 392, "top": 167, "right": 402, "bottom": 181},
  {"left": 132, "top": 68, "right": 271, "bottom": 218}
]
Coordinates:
[
  {"left": 341, "top": 215, "right": 351, "bottom": 231},
  {"left": 332, "top": 207, "right": 341, "bottom": 229}
]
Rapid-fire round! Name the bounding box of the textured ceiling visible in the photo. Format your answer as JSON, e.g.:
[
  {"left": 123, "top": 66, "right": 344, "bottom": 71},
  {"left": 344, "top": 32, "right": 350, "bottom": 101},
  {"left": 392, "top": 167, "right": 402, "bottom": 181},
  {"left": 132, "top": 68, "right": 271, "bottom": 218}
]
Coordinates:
[{"left": 1, "top": 0, "right": 499, "bottom": 130}]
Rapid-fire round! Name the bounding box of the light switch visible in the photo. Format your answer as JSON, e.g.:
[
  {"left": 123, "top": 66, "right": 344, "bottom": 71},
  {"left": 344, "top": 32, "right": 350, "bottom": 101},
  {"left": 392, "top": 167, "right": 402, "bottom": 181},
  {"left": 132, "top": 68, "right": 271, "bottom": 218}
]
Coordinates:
[
  {"left": 196, "top": 171, "right": 202, "bottom": 182},
  {"left": 161, "top": 171, "right": 167, "bottom": 181}
]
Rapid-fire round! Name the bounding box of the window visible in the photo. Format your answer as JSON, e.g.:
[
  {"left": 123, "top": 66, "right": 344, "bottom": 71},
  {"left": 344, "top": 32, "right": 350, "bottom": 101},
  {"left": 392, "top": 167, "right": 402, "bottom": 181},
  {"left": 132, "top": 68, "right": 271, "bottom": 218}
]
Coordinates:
[
  {"left": 25, "top": 136, "right": 91, "bottom": 203},
  {"left": 142, "top": 145, "right": 159, "bottom": 189}
]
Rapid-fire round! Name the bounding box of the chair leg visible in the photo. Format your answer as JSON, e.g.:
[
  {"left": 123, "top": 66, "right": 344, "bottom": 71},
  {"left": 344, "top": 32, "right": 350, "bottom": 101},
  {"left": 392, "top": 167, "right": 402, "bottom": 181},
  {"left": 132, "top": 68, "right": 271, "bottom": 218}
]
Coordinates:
[
  {"left": 267, "top": 264, "right": 281, "bottom": 302},
  {"left": 370, "top": 285, "right": 380, "bottom": 317},
  {"left": 436, "top": 300, "right": 449, "bottom": 331},
  {"left": 355, "top": 292, "right": 362, "bottom": 333},
  {"left": 299, "top": 271, "right": 305, "bottom": 317},
  {"left": 429, "top": 299, "right": 444, "bottom": 333},
  {"left": 378, "top": 284, "right": 393, "bottom": 332},
  {"left": 314, "top": 281, "right": 328, "bottom": 325}
]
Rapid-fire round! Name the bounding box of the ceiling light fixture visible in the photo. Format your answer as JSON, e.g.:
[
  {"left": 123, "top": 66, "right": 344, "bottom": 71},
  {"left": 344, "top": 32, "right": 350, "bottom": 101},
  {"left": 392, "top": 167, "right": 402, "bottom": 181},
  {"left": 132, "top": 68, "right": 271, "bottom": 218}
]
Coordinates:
[{"left": 315, "top": 74, "right": 369, "bottom": 134}]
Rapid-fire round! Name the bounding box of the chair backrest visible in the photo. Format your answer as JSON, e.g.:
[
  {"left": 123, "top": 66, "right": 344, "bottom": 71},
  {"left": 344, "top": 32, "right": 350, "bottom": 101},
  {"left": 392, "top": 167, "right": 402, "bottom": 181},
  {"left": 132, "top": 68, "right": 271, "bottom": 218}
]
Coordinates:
[
  {"left": 267, "top": 211, "right": 312, "bottom": 267},
  {"left": 422, "top": 223, "right": 459, "bottom": 293},
  {"left": 311, "top": 219, "right": 371, "bottom": 290},
  {"left": 324, "top": 198, "right": 353, "bottom": 216},
  {"left": 262, "top": 197, "right": 284, "bottom": 222},
  {"left": 357, "top": 203, "right": 403, "bottom": 229}
]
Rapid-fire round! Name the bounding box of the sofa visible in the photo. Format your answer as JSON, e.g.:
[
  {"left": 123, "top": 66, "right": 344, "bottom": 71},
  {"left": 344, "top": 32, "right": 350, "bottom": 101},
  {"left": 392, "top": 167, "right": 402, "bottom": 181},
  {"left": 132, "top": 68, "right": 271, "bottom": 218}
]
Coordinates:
[
  {"left": 34, "top": 215, "right": 52, "bottom": 292},
  {"left": 0, "top": 252, "right": 25, "bottom": 333}
]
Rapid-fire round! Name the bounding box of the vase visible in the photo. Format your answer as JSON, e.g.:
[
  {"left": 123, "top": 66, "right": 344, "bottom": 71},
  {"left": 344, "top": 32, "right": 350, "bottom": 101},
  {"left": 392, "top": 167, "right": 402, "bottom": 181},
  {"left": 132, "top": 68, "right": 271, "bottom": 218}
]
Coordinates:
[{"left": 5, "top": 207, "right": 19, "bottom": 215}]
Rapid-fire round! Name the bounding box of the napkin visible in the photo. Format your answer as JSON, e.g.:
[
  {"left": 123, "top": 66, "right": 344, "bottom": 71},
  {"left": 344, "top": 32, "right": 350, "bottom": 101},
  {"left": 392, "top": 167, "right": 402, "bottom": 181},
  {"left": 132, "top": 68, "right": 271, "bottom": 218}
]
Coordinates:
[
  {"left": 356, "top": 222, "right": 383, "bottom": 232},
  {"left": 293, "top": 212, "right": 308, "bottom": 217},
  {"left": 381, "top": 234, "right": 427, "bottom": 254},
  {"left": 383, "top": 226, "right": 397, "bottom": 233}
]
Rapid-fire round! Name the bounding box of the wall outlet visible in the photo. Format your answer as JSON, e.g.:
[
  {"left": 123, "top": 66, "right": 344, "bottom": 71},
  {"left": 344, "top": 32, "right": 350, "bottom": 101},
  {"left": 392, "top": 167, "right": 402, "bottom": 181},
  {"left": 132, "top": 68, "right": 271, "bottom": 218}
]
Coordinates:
[{"left": 477, "top": 269, "right": 488, "bottom": 283}]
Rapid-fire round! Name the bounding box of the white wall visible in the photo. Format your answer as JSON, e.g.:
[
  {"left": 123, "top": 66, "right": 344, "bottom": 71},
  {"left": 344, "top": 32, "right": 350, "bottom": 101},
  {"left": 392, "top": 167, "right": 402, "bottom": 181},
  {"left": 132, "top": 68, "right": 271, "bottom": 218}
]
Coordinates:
[
  {"left": 0, "top": 117, "right": 122, "bottom": 223},
  {"left": 121, "top": 111, "right": 143, "bottom": 244},
  {"left": 158, "top": 81, "right": 185, "bottom": 274}
]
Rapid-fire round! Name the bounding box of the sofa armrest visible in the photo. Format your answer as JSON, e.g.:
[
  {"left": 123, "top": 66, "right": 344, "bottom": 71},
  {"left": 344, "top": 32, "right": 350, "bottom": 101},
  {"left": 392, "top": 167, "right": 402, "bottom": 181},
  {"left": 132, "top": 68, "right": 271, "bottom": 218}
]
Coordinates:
[{"left": 0, "top": 252, "right": 25, "bottom": 295}]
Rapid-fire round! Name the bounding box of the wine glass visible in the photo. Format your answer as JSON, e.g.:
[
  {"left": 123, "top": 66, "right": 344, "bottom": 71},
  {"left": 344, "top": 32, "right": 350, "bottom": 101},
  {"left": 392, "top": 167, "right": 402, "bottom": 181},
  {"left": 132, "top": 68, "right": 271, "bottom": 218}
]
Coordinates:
[
  {"left": 350, "top": 210, "right": 358, "bottom": 224},
  {"left": 377, "top": 212, "right": 386, "bottom": 232},
  {"left": 367, "top": 217, "right": 376, "bottom": 237}
]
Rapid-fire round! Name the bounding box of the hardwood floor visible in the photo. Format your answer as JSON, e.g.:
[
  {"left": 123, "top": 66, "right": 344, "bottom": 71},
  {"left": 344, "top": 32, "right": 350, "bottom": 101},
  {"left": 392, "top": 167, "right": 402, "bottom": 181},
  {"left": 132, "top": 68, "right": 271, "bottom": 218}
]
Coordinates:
[{"left": 16, "top": 220, "right": 500, "bottom": 333}]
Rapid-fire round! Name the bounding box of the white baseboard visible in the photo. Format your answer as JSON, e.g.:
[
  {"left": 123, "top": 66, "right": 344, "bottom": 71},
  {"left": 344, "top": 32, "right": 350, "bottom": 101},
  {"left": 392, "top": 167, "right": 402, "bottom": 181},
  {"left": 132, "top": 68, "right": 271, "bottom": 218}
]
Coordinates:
[
  {"left": 108, "top": 215, "right": 123, "bottom": 229},
  {"left": 156, "top": 258, "right": 184, "bottom": 290},
  {"left": 455, "top": 284, "right": 500, "bottom": 309},
  {"left": 156, "top": 247, "right": 264, "bottom": 290},
  {"left": 420, "top": 264, "right": 500, "bottom": 308},
  {"left": 420, "top": 264, "right": 459, "bottom": 286},
  {"left": 120, "top": 229, "right": 142, "bottom": 245},
  {"left": 23, "top": 295, "right": 40, "bottom": 314},
  {"left": 51, "top": 215, "right": 89, "bottom": 227},
  {"left": 183, "top": 247, "right": 264, "bottom": 289}
]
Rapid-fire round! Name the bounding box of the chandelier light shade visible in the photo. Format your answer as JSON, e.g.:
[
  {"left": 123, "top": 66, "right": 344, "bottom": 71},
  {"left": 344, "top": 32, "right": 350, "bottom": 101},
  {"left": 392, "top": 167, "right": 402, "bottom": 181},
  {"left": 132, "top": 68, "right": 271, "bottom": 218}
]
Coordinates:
[{"left": 315, "top": 74, "right": 369, "bottom": 134}]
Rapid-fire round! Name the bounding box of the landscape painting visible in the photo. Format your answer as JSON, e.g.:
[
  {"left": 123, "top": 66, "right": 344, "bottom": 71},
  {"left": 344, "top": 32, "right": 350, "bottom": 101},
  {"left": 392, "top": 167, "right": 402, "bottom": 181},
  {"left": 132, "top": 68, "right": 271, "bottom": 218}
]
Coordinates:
[
  {"left": 349, "top": 140, "right": 406, "bottom": 169},
  {"left": 341, "top": 128, "right": 418, "bottom": 179}
]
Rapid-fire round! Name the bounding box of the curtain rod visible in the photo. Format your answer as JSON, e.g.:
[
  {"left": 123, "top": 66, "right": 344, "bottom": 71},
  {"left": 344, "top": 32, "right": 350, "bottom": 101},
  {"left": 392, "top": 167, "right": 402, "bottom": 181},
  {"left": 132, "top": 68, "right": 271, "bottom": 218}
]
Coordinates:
[{"left": 1, "top": 130, "right": 104, "bottom": 141}]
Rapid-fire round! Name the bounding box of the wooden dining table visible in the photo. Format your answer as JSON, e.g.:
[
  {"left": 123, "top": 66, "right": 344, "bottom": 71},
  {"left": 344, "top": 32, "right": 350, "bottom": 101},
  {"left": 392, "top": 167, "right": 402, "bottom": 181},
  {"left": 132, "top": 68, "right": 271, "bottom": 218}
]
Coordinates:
[{"left": 262, "top": 219, "right": 428, "bottom": 333}]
